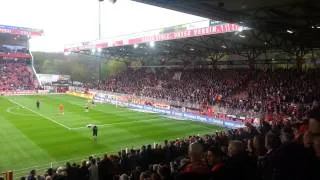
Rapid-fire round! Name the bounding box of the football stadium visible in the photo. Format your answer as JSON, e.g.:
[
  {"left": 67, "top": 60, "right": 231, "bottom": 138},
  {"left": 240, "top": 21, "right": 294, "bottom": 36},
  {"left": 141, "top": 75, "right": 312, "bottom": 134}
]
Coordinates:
[{"left": 1, "top": 0, "right": 320, "bottom": 180}]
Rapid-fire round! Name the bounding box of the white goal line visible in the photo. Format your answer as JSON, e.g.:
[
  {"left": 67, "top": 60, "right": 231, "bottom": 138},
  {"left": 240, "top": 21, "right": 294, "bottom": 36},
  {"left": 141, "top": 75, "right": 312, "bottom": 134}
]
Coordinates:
[{"left": 9, "top": 99, "right": 72, "bottom": 130}]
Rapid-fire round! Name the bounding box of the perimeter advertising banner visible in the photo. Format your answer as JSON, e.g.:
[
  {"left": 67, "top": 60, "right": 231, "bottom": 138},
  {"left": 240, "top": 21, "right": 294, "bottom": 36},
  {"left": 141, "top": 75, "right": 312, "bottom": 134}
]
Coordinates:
[
  {"left": 64, "top": 20, "right": 248, "bottom": 52},
  {"left": 91, "top": 91, "right": 245, "bottom": 129},
  {"left": 66, "top": 90, "right": 94, "bottom": 99},
  {"left": 0, "top": 90, "right": 49, "bottom": 95}
]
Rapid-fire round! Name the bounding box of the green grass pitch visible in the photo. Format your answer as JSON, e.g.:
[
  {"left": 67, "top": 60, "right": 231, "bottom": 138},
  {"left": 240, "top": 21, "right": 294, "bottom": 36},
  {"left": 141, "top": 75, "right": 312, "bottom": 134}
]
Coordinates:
[{"left": 0, "top": 94, "right": 224, "bottom": 177}]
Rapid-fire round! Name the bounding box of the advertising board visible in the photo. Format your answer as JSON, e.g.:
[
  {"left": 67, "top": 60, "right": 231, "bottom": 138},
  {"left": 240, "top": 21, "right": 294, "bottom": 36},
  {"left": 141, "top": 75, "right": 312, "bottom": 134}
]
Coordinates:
[{"left": 92, "top": 92, "right": 245, "bottom": 129}]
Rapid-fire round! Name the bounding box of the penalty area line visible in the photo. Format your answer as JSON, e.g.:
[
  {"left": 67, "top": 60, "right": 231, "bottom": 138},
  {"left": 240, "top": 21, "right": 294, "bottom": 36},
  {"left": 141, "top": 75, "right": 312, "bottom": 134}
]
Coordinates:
[{"left": 8, "top": 99, "right": 72, "bottom": 130}]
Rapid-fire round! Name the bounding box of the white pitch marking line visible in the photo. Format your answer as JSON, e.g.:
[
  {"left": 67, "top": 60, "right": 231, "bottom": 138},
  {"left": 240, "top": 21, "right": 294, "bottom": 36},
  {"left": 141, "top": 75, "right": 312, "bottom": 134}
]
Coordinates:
[
  {"left": 9, "top": 99, "right": 71, "bottom": 130},
  {"left": 6, "top": 106, "right": 38, "bottom": 117},
  {"left": 70, "top": 117, "right": 166, "bottom": 130}
]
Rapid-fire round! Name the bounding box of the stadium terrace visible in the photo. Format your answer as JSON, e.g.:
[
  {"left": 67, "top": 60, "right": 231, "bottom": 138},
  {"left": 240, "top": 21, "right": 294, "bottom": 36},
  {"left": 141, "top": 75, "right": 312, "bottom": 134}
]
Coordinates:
[{"left": 1, "top": 0, "right": 320, "bottom": 180}]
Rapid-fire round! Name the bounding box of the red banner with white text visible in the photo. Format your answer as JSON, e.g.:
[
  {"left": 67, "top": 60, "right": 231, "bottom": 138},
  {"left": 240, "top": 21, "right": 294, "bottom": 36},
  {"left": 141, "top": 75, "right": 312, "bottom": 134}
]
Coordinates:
[
  {"left": 64, "top": 23, "right": 245, "bottom": 52},
  {"left": 0, "top": 52, "right": 31, "bottom": 59}
]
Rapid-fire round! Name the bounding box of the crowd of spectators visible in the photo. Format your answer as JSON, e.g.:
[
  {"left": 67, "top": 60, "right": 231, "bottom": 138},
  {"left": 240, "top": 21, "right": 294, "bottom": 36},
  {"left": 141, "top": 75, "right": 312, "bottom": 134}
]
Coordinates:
[
  {"left": 22, "top": 106, "right": 320, "bottom": 180},
  {"left": 16, "top": 67, "right": 320, "bottom": 179},
  {"left": 101, "top": 68, "right": 249, "bottom": 104},
  {"left": 0, "top": 60, "right": 35, "bottom": 91},
  {"left": 96, "top": 68, "right": 320, "bottom": 119}
]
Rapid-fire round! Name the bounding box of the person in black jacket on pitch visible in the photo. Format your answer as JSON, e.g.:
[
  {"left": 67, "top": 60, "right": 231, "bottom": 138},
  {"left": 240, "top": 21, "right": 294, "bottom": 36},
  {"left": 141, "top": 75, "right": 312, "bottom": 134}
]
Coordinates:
[{"left": 93, "top": 125, "right": 98, "bottom": 141}]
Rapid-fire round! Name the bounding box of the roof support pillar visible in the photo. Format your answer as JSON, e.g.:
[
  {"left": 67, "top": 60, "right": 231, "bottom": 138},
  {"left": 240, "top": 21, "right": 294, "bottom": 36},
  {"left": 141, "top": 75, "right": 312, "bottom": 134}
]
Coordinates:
[
  {"left": 244, "top": 49, "right": 262, "bottom": 70},
  {"left": 208, "top": 52, "right": 225, "bottom": 69},
  {"left": 293, "top": 46, "right": 308, "bottom": 72}
]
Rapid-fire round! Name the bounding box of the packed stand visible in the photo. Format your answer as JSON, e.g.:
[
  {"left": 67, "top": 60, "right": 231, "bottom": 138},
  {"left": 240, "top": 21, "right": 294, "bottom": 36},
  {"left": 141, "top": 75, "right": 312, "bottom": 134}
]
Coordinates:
[
  {"left": 98, "top": 68, "right": 320, "bottom": 118},
  {"left": 220, "top": 69, "right": 320, "bottom": 119},
  {"left": 0, "top": 60, "right": 35, "bottom": 91},
  {"left": 103, "top": 68, "right": 249, "bottom": 104},
  {"left": 22, "top": 107, "right": 320, "bottom": 180}
]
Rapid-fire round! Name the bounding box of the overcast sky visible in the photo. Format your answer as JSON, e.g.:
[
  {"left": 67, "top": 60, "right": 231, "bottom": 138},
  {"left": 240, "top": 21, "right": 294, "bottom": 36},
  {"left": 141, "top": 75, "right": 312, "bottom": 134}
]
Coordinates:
[{"left": 0, "top": 0, "right": 206, "bottom": 52}]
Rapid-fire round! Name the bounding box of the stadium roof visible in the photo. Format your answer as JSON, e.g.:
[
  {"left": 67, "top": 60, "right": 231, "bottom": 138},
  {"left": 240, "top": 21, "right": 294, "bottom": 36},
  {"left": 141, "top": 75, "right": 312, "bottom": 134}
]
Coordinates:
[
  {"left": 0, "top": 24, "right": 43, "bottom": 37},
  {"left": 67, "top": 0, "right": 320, "bottom": 65},
  {"left": 0, "top": 25, "right": 43, "bottom": 46},
  {"left": 64, "top": 20, "right": 249, "bottom": 55},
  {"left": 132, "top": 0, "right": 320, "bottom": 49}
]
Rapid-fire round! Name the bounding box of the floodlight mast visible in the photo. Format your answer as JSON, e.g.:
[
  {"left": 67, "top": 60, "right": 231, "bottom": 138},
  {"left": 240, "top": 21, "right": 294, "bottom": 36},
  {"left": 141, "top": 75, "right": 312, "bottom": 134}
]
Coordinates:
[
  {"left": 99, "top": 0, "right": 103, "bottom": 40},
  {"left": 98, "top": 0, "right": 102, "bottom": 83},
  {"left": 97, "top": 0, "right": 116, "bottom": 83}
]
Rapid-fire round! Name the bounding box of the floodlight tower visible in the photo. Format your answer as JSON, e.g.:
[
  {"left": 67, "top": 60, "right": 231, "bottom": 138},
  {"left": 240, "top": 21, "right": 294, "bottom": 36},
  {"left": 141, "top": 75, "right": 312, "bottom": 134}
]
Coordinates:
[{"left": 97, "top": 0, "right": 116, "bottom": 83}]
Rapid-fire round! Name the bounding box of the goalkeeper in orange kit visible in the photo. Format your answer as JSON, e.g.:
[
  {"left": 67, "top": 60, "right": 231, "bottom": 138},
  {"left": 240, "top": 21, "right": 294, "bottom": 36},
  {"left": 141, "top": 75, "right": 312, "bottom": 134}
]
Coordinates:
[{"left": 59, "top": 103, "right": 64, "bottom": 115}]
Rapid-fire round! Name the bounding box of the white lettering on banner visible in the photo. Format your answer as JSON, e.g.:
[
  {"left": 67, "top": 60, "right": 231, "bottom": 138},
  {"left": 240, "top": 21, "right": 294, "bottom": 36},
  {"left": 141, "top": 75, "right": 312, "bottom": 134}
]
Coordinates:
[
  {"left": 172, "top": 112, "right": 183, "bottom": 117},
  {"left": 184, "top": 114, "right": 196, "bottom": 119},
  {"left": 205, "top": 27, "right": 209, "bottom": 34},
  {"left": 197, "top": 116, "right": 207, "bottom": 122},
  {"left": 64, "top": 22, "right": 247, "bottom": 52},
  {"left": 146, "top": 106, "right": 153, "bottom": 111},
  {"left": 212, "top": 119, "right": 223, "bottom": 125},
  {"left": 0, "top": 90, "right": 47, "bottom": 96},
  {"left": 224, "top": 122, "right": 244, "bottom": 128},
  {"left": 164, "top": 110, "right": 171, "bottom": 114},
  {"left": 224, "top": 122, "right": 233, "bottom": 127}
]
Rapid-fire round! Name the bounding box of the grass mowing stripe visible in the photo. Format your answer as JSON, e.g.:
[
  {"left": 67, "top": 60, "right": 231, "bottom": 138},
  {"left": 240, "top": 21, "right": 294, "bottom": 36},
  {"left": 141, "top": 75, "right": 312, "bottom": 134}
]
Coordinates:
[
  {"left": 8, "top": 99, "right": 71, "bottom": 130},
  {"left": 0, "top": 94, "right": 226, "bottom": 178}
]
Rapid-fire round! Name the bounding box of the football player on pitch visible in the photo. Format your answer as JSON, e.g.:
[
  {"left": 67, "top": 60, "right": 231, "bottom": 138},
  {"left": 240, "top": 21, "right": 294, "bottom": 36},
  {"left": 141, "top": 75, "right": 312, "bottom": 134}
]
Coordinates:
[
  {"left": 59, "top": 103, "right": 64, "bottom": 115},
  {"left": 92, "top": 125, "right": 98, "bottom": 141},
  {"left": 36, "top": 100, "right": 40, "bottom": 110}
]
